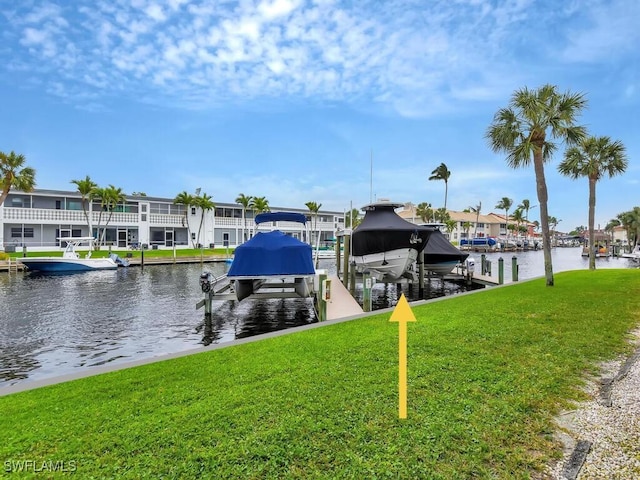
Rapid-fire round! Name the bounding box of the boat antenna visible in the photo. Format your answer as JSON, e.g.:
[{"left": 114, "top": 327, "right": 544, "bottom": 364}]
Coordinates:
[{"left": 369, "top": 149, "right": 373, "bottom": 204}]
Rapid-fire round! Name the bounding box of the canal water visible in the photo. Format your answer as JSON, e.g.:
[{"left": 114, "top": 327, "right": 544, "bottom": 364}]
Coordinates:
[{"left": 0, "top": 249, "right": 636, "bottom": 388}]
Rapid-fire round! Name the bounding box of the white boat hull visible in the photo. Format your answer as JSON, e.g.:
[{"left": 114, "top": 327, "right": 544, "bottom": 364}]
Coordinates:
[
  {"left": 19, "top": 257, "right": 118, "bottom": 272},
  {"left": 424, "top": 261, "right": 460, "bottom": 276},
  {"left": 352, "top": 248, "right": 418, "bottom": 282}
]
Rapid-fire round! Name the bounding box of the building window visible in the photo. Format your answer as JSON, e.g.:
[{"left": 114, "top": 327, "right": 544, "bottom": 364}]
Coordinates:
[
  {"left": 191, "top": 233, "right": 196, "bottom": 240},
  {"left": 10, "top": 228, "right": 21, "bottom": 238},
  {"left": 141, "top": 214, "right": 147, "bottom": 222},
  {"left": 55, "top": 200, "right": 62, "bottom": 210},
  {"left": 191, "top": 207, "right": 196, "bottom": 215},
  {"left": 141, "top": 204, "right": 147, "bottom": 212}
]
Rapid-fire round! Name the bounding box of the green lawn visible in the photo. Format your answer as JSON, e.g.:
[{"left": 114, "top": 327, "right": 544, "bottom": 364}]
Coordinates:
[{"left": 1, "top": 270, "right": 639, "bottom": 478}]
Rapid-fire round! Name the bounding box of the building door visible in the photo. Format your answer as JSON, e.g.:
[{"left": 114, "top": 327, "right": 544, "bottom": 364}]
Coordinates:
[
  {"left": 118, "top": 230, "right": 127, "bottom": 248},
  {"left": 165, "top": 230, "right": 174, "bottom": 247}
]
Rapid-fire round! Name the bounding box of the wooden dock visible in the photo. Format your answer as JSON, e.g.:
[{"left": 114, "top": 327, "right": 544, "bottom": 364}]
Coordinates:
[{"left": 325, "top": 274, "right": 364, "bottom": 320}]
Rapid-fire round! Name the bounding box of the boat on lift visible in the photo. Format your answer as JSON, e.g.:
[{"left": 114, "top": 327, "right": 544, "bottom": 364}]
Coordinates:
[
  {"left": 351, "top": 201, "right": 436, "bottom": 282},
  {"left": 420, "top": 225, "right": 469, "bottom": 275},
  {"left": 621, "top": 244, "right": 640, "bottom": 263},
  {"left": 226, "top": 212, "right": 316, "bottom": 301},
  {"left": 18, "top": 237, "right": 128, "bottom": 273}
]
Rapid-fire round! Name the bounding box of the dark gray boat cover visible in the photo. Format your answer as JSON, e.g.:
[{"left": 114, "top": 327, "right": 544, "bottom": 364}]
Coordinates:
[
  {"left": 352, "top": 205, "right": 436, "bottom": 256},
  {"left": 424, "top": 230, "right": 469, "bottom": 263}
]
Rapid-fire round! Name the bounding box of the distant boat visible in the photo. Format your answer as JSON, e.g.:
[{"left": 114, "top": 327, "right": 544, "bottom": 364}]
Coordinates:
[
  {"left": 18, "top": 237, "right": 128, "bottom": 273},
  {"left": 227, "top": 212, "right": 316, "bottom": 301},
  {"left": 460, "top": 237, "right": 497, "bottom": 248},
  {"left": 620, "top": 244, "right": 640, "bottom": 262},
  {"left": 351, "top": 202, "right": 435, "bottom": 282}
]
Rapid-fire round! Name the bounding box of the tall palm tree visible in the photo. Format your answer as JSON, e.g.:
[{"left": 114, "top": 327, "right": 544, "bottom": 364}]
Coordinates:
[
  {"left": 495, "top": 197, "right": 513, "bottom": 238},
  {"left": 71, "top": 175, "right": 97, "bottom": 235},
  {"left": 469, "top": 201, "right": 482, "bottom": 237},
  {"left": 428, "top": 163, "right": 451, "bottom": 210},
  {"left": 0, "top": 150, "right": 36, "bottom": 208},
  {"left": 235, "top": 193, "right": 253, "bottom": 242},
  {"left": 558, "top": 135, "right": 628, "bottom": 270},
  {"left": 305, "top": 201, "right": 322, "bottom": 246},
  {"left": 100, "top": 185, "right": 126, "bottom": 246},
  {"left": 487, "top": 84, "right": 587, "bottom": 286},
  {"left": 174, "top": 191, "right": 195, "bottom": 247},
  {"left": 511, "top": 208, "right": 525, "bottom": 241},
  {"left": 518, "top": 199, "right": 531, "bottom": 221},
  {"left": 194, "top": 193, "right": 215, "bottom": 248}
]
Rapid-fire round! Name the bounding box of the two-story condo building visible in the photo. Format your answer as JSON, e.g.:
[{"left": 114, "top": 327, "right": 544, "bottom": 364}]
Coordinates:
[{"left": 0, "top": 189, "right": 344, "bottom": 252}]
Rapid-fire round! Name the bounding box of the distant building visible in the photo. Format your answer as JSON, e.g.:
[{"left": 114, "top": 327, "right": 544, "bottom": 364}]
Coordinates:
[
  {"left": 0, "top": 189, "right": 344, "bottom": 251},
  {"left": 396, "top": 204, "right": 540, "bottom": 244}
]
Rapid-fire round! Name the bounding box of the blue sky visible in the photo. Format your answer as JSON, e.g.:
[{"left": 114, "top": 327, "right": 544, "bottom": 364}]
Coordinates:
[{"left": 1, "top": 0, "right": 638, "bottom": 232}]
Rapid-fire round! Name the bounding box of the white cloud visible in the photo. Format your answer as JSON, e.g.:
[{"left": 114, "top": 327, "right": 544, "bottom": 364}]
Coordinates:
[{"left": 3, "top": 0, "right": 637, "bottom": 118}]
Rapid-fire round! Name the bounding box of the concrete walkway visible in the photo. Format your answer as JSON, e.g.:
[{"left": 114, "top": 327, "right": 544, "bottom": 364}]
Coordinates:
[{"left": 326, "top": 274, "right": 364, "bottom": 320}]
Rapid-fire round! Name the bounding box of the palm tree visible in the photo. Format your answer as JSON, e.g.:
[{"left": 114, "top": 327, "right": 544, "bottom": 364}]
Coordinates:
[
  {"left": 461, "top": 221, "right": 472, "bottom": 240},
  {"left": 71, "top": 175, "right": 98, "bottom": 235},
  {"left": 344, "top": 208, "right": 361, "bottom": 229},
  {"left": 518, "top": 199, "right": 531, "bottom": 221},
  {"left": 0, "top": 151, "right": 36, "bottom": 208},
  {"left": 194, "top": 193, "right": 215, "bottom": 248},
  {"left": 249, "top": 196, "right": 270, "bottom": 214},
  {"left": 100, "top": 185, "right": 126, "bottom": 246},
  {"left": 428, "top": 163, "right": 451, "bottom": 210},
  {"left": 511, "top": 208, "right": 525, "bottom": 242},
  {"left": 487, "top": 84, "right": 587, "bottom": 286},
  {"left": 434, "top": 207, "right": 450, "bottom": 223},
  {"left": 558, "top": 135, "right": 628, "bottom": 270},
  {"left": 469, "top": 202, "right": 482, "bottom": 237},
  {"left": 495, "top": 197, "right": 513, "bottom": 238},
  {"left": 416, "top": 202, "right": 433, "bottom": 223},
  {"left": 305, "top": 201, "right": 322, "bottom": 246},
  {"left": 548, "top": 216, "right": 561, "bottom": 247},
  {"left": 174, "top": 191, "right": 195, "bottom": 247},
  {"left": 617, "top": 208, "right": 640, "bottom": 249},
  {"left": 445, "top": 219, "right": 456, "bottom": 238},
  {"left": 235, "top": 193, "right": 253, "bottom": 243}
]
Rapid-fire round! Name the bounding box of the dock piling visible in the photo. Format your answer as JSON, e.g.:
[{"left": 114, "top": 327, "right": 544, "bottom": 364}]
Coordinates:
[
  {"left": 498, "top": 257, "right": 504, "bottom": 285},
  {"left": 362, "top": 271, "right": 372, "bottom": 312},
  {"left": 512, "top": 256, "right": 518, "bottom": 282}
]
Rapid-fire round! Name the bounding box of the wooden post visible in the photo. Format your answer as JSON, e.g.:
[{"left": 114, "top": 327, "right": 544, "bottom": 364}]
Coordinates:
[
  {"left": 498, "top": 257, "right": 504, "bottom": 285},
  {"left": 335, "top": 236, "right": 342, "bottom": 276},
  {"left": 481, "top": 254, "right": 486, "bottom": 275},
  {"left": 342, "top": 235, "right": 350, "bottom": 288},
  {"left": 512, "top": 256, "right": 518, "bottom": 282},
  {"left": 349, "top": 262, "right": 356, "bottom": 296},
  {"left": 141, "top": 246, "right": 145, "bottom": 271},
  {"left": 418, "top": 251, "right": 425, "bottom": 299},
  {"left": 362, "top": 271, "right": 372, "bottom": 312},
  {"left": 318, "top": 272, "right": 327, "bottom": 321}
]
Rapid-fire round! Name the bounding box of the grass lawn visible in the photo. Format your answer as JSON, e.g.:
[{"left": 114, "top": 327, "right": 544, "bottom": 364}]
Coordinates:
[{"left": 1, "top": 269, "right": 639, "bottom": 478}]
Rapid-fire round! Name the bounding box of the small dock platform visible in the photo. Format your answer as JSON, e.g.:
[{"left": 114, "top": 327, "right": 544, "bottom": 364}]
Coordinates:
[{"left": 326, "top": 274, "right": 364, "bottom": 320}]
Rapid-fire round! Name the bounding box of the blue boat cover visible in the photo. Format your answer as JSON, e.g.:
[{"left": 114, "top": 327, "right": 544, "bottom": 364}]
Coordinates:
[
  {"left": 227, "top": 230, "right": 315, "bottom": 277},
  {"left": 255, "top": 212, "right": 307, "bottom": 225}
]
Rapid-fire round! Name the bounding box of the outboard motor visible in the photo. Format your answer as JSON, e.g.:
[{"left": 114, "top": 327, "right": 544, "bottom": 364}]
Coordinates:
[{"left": 200, "top": 271, "right": 213, "bottom": 293}]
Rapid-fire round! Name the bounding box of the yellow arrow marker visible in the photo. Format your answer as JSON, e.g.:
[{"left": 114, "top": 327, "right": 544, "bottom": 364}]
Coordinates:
[{"left": 389, "top": 293, "right": 417, "bottom": 419}]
